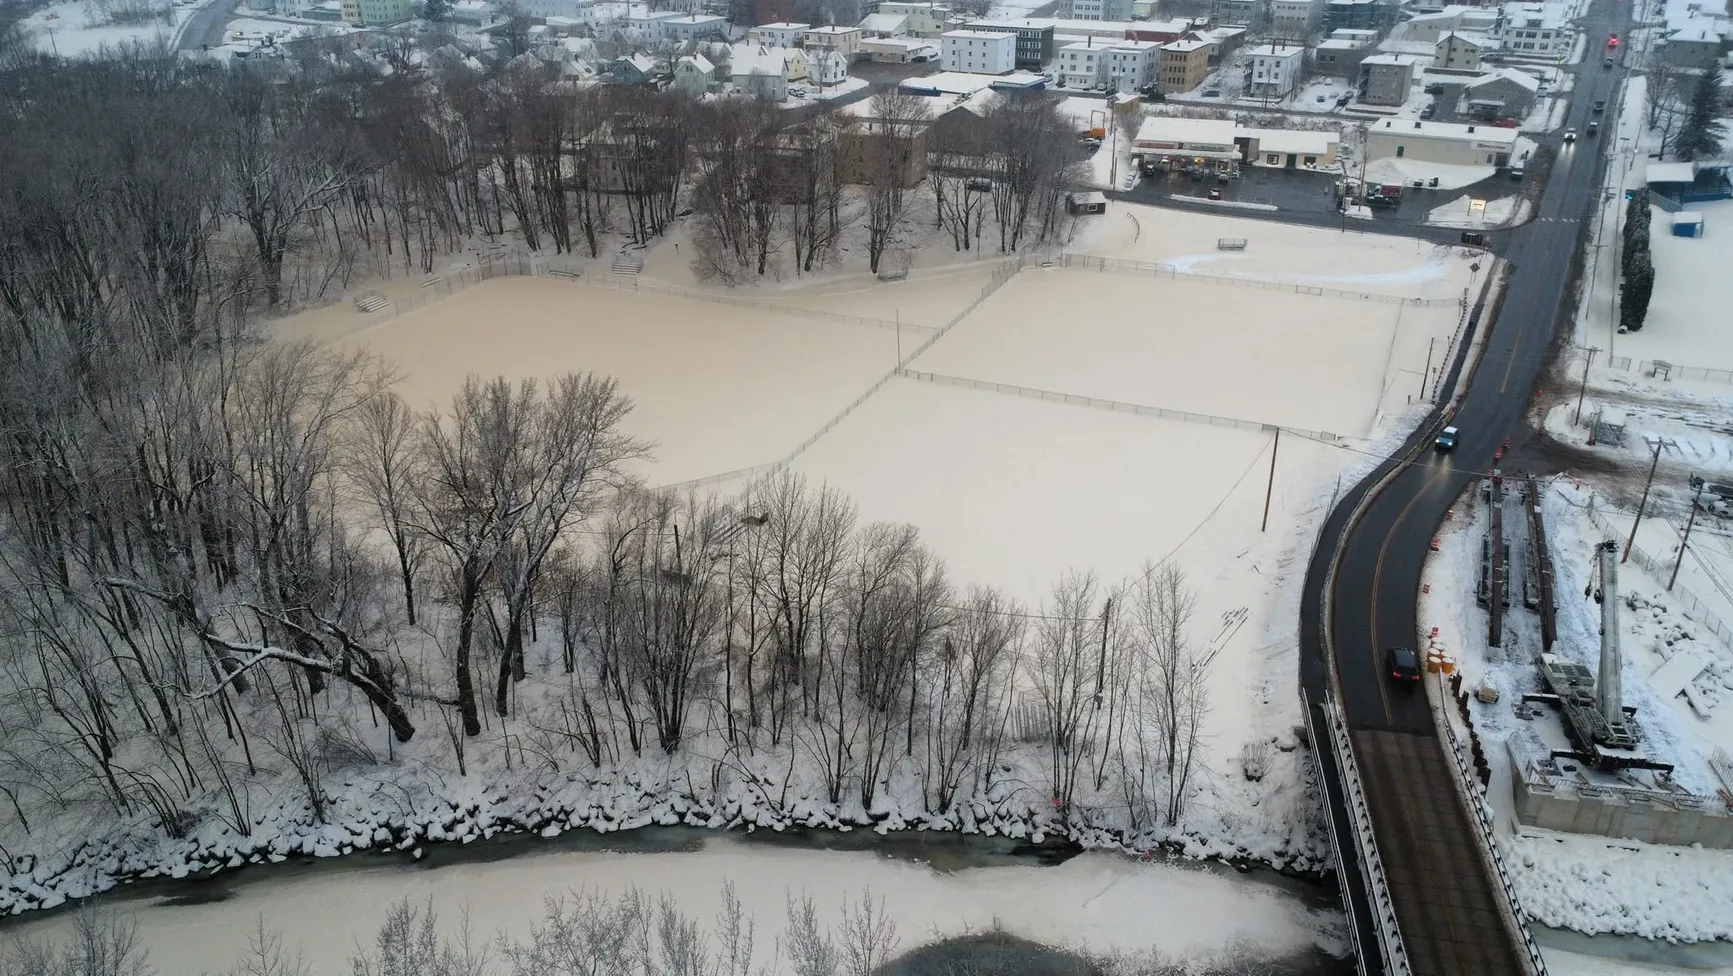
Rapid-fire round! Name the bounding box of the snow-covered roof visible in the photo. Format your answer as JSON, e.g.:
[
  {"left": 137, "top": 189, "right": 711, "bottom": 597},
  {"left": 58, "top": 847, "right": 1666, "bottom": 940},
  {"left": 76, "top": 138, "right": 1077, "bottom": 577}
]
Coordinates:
[
  {"left": 804, "top": 24, "right": 862, "bottom": 34},
  {"left": 860, "top": 12, "right": 910, "bottom": 32},
  {"left": 862, "top": 36, "right": 935, "bottom": 49},
  {"left": 1241, "top": 126, "right": 1339, "bottom": 155},
  {"left": 617, "top": 52, "right": 654, "bottom": 73},
  {"left": 1438, "top": 30, "right": 1488, "bottom": 46},
  {"left": 1646, "top": 161, "right": 1698, "bottom": 184},
  {"left": 757, "top": 21, "right": 810, "bottom": 29},
  {"left": 1162, "top": 37, "right": 1211, "bottom": 52},
  {"left": 943, "top": 28, "right": 1015, "bottom": 39},
  {"left": 1370, "top": 117, "right": 1520, "bottom": 145},
  {"left": 1134, "top": 116, "right": 1238, "bottom": 147},
  {"left": 1317, "top": 38, "right": 1369, "bottom": 50},
  {"left": 1244, "top": 42, "right": 1305, "bottom": 57},
  {"left": 677, "top": 52, "right": 714, "bottom": 72},
  {"left": 1362, "top": 53, "right": 1416, "bottom": 65},
  {"left": 1468, "top": 67, "right": 1540, "bottom": 93}
]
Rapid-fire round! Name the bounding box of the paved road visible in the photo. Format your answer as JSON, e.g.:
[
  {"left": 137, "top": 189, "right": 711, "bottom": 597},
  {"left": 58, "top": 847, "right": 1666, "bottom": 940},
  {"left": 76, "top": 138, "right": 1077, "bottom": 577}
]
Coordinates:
[
  {"left": 1297, "top": 0, "right": 1631, "bottom": 971},
  {"left": 177, "top": 0, "right": 238, "bottom": 51}
]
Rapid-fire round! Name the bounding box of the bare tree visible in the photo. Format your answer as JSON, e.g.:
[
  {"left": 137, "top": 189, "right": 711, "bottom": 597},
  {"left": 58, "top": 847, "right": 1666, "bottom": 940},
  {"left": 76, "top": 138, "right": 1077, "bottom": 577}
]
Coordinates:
[
  {"left": 923, "top": 587, "right": 1021, "bottom": 813},
  {"left": 349, "top": 391, "right": 427, "bottom": 625},
  {"left": 862, "top": 87, "right": 926, "bottom": 275},
  {"left": 1029, "top": 571, "right": 1107, "bottom": 817},
  {"left": 1127, "top": 561, "right": 1217, "bottom": 826}
]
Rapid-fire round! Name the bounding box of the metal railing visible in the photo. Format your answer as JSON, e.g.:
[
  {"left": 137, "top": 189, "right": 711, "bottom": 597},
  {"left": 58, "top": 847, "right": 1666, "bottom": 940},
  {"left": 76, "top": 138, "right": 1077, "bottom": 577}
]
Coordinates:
[
  {"left": 1057, "top": 253, "right": 1460, "bottom": 307},
  {"left": 1437, "top": 710, "right": 1550, "bottom": 976},
  {"left": 1318, "top": 691, "right": 1412, "bottom": 976},
  {"left": 896, "top": 370, "right": 1342, "bottom": 443}
]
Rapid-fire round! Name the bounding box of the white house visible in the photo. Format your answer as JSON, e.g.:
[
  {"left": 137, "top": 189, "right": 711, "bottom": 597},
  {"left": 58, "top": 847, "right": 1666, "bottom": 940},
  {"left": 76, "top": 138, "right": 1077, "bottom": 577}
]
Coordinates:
[
  {"left": 811, "top": 47, "right": 850, "bottom": 85},
  {"left": 1102, "top": 38, "right": 1160, "bottom": 91},
  {"left": 731, "top": 46, "right": 789, "bottom": 100},
  {"left": 671, "top": 53, "right": 715, "bottom": 95},
  {"left": 661, "top": 13, "right": 728, "bottom": 41},
  {"left": 622, "top": 9, "right": 680, "bottom": 37},
  {"left": 803, "top": 25, "right": 864, "bottom": 59},
  {"left": 1244, "top": 43, "right": 1305, "bottom": 99},
  {"left": 941, "top": 28, "right": 1016, "bottom": 73},
  {"left": 1494, "top": 2, "right": 1570, "bottom": 60},
  {"left": 748, "top": 21, "right": 810, "bottom": 46},
  {"left": 1056, "top": 39, "right": 1103, "bottom": 87},
  {"left": 1435, "top": 30, "right": 1488, "bottom": 70},
  {"left": 876, "top": 1, "right": 949, "bottom": 35}
]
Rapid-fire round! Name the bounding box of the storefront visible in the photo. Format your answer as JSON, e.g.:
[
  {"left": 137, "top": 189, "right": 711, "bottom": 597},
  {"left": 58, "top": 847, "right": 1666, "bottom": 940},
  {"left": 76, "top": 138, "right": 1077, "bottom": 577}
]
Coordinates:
[{"left": 1131, "top": 117, "right": 1241, "bottom": 178}]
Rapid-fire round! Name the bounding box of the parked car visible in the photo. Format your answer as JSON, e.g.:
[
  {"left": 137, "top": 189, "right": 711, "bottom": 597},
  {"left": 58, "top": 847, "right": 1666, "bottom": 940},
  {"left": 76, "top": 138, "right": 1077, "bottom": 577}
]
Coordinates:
[
  {"left": 1386, "top": 646, "right": 1423, "bottom": 687},
  {"left": 1420, "top": 104, "right": 1436, "bottom": 119},
  {"left": 1435, "top": 425, "right": 1460, "bottom": 450},
  {"left": 1510, "top": 163, "right": 1526, "bottom": 180},
  {"left": 1208, "top": 187, "right": 1222, "bottom": 200},
  {"left": 1424, "top": 82, "right": 1444, "bottom": 95},
  {"left": 1201, "top": 88, "right": 1221, "bottom": 97}
]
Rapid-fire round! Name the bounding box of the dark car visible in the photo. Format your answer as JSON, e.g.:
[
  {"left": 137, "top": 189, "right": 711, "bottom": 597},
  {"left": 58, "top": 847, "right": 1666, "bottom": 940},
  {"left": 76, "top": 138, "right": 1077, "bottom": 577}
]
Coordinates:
[
  {"left": 1435, "top": 425, "right": 1459, "bottom": 450},
  {"left": 1593, "top": 99, "right": 1607, "bottom": 113},
  {"left": 1386, "top": 646, "right": 1423, "bottom": 686}
]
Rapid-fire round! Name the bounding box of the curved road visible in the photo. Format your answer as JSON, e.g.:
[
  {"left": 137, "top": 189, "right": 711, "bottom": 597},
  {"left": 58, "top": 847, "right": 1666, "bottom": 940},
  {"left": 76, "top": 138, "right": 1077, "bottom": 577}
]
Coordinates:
[{"left": 1300, "top": 0, "right": 1633, "bottom": 973}]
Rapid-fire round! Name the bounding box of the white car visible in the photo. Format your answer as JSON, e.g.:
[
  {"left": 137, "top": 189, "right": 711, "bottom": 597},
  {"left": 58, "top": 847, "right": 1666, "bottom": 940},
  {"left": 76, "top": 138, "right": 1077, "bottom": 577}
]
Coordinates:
[{"left": 1564, "top": 128, "right": 1577, "bottom": 143}]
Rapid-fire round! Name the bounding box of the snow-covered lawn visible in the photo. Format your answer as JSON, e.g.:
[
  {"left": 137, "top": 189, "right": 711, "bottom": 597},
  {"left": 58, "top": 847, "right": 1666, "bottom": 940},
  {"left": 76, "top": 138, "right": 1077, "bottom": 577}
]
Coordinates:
[
  {"left": 18, "top": 0, "right": 212, "bottom": 55},
  {"left": 311, "top": 276, "right": 902, "bottom": 486},
  {"left": 1, "top": 838, "right": 1345, "bottom": 975},
  {"left": 1364, "top": 156, "right": 1498, "bottom": 192}
]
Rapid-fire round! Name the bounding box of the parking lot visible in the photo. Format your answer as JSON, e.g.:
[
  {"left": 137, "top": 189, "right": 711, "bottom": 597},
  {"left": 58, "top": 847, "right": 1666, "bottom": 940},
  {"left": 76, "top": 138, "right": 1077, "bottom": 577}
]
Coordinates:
[{"left": 1122, "top": 162, "right": 1517, "bottom": 231}]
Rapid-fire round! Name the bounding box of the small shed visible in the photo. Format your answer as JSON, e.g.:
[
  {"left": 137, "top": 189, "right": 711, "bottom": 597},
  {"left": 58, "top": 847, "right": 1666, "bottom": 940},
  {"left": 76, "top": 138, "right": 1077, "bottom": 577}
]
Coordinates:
[
  {"left": 1067, "top": 191, "right": 1107, "bottom": 215},
  {"left": 1673, "top": 211, "right": 1704, "bottom": 237}
]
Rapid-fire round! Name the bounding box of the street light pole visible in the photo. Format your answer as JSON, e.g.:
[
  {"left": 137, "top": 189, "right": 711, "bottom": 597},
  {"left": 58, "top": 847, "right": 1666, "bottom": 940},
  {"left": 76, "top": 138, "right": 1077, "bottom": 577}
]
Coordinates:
[{"left": 1419, "top": 336, "right": 1435, "bottom": 401}]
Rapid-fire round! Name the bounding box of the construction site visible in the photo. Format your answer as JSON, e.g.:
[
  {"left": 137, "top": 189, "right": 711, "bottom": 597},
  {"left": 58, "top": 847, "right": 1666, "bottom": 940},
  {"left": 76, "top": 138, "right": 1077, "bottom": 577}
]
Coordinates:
[{"left": 1425, "top": 471, "right": 1733, "bottom": 850}]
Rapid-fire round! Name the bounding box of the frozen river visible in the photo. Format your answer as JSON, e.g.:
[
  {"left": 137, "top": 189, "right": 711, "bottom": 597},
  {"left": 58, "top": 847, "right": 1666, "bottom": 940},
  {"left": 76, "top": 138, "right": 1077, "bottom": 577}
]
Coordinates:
[{"left": 1, "top": 828, "right": 1351, "bottom": 975}]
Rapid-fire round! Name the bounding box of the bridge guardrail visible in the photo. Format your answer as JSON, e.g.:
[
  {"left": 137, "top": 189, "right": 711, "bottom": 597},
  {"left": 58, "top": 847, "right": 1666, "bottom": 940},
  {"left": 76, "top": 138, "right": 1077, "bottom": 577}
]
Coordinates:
[
  {"left": 1438, "top": 707, "right": 1550, "bottom": 976},
  {"left": 1317, "top": 692, "right": 1413, "bottom": 976}
]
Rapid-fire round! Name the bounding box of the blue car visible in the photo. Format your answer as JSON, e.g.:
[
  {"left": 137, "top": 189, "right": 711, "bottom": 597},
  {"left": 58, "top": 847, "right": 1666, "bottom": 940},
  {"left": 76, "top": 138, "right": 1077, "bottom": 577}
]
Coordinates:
[{"left": 1435, "top": 426, "right": 1459, "bottom": 451}]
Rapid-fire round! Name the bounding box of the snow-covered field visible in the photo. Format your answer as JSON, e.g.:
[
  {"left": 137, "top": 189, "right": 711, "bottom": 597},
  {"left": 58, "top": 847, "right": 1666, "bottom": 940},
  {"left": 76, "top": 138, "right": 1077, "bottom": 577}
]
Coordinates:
[
  {"left": 0, "top": 839, "right": 1345, "bottom": 975},
  {"left": 18, "top": 0, "right": 210, "bottom": 55}
]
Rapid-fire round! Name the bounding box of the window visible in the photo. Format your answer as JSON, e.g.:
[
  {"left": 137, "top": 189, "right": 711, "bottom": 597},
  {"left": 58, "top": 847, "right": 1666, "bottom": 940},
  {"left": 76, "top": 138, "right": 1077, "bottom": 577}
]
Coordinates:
[{"left": 1395, "top": 145, "right": 1405, "bottom": 157}]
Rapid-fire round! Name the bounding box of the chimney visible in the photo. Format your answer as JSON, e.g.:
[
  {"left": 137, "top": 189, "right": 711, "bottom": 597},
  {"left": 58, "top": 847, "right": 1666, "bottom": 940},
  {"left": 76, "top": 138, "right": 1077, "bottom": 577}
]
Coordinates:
[{"left": 1414, "top": 121, "right": 1421, "bottom": 128}]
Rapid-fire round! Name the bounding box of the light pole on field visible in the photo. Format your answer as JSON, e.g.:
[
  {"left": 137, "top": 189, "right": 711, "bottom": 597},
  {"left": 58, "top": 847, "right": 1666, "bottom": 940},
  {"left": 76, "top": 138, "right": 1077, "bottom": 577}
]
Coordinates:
[
  {"left": 1574, "top": 345, "right": 1599, "bottom": 425},
  {"left": 1624, "top": 437, "right": 1674, "bottom": 562}
]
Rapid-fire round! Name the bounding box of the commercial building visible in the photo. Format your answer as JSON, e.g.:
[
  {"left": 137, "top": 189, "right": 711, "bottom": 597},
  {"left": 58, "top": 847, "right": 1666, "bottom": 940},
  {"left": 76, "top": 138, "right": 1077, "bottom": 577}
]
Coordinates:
[
  {"left": 1212, "top": 0, "right": 1261, "bottom": 27},
  {"left": 1312, "top": 36, "right": 1371, "bottom": 74},
  {"left": 1359, "top": 53, "right": 1416, "bottom": 105},
  {"left": 1401, "top": 4, "right": 1498, "bottom": 43},
  {"left": 1365, "top": 117, "right": 1518, "bottom": 166},
  {"left": 1323, "top": 0, "right": 1381, "bottom": 31},
  {"left": 1131, "top": 116, "right": 1240, "bottom": 174},
  {"left": 339, "top": 0, "right": 410, "bottom": 24},
  {"left": 961, "top": 18, "right": 1055, "bottom": 67},
  {"left": 859, "top": 11, "right": 911, "bottom": 35},
  {"left": 860, "top": 36, "right": 938, "bottom": 60},
  {"left": 1123, "top": 17, "right": 1192, "bottom": 42},
  {"left": 1493, "top": 2, "right": 1571, "bottom": 60},
  {"left": 623, "top": 9, "right": 681, "bottom": 37},
  {"left": 1159, "top": 36, "right": 1212, "bottom": 92},
  {"left": 1244, "top": 42, "right": 1305, "bottom": 99},
  {"left": 660, "top": 13, "right": 729, "bottom": 41},
  {"left": 803, "top": 24, "right": 865, "bottom": 59},
  {"left": 941, "top": 29, "right": 1017, "bottom": 73},
  {"left": 748, "top": 21, "right": 810, "bottom": 46},
  {"left": 1242, "top": 126, "right": 1339, "bottom": 168},
  {"left": 1070, "top": 0, "right": 1134, "bottom": 19},
  {"left": 1464, "top": 66, "right": 1539, "bottom": 120},
  {"left": 1435, "top": 30, "right": 1487, "bottom": 70},
  {"left": 1269, "top": 0, "right": 1320, "bottom": 40}
]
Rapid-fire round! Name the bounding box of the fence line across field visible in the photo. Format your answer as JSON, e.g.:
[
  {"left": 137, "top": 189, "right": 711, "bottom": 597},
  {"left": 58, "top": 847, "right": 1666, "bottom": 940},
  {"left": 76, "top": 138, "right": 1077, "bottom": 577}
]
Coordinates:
[
  {"left": 1573, "top": 346, "right": 1733, "bottom": 386},
  {"left": 1057, "top": 253, "right": 1457, "bottom": 307},
  {"left": 897, "top": 369, "right": 1341, "bottom": 443}
]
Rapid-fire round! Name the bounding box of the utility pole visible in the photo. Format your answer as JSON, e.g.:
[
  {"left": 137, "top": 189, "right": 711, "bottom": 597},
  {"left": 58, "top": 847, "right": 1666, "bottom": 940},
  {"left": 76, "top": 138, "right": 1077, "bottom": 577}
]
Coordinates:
[
  {"left": 1261, "top": 427, "right": 1281, "bottom": 532},
  {"left": 1624, "top": 437, "right": 1670, "bottom": 562},
  {"left": 1093, "top": 596, "right": 1113, "bottom": 707},
  {"left": 1419, "top": 336, "right": 1435, "bottom": 400},
  {"left": 1669, "top": 500, "right": 1700, "bottom": 590},
  {"left": 1574, "top": 345, "right": 1599, "bottom": 425}
]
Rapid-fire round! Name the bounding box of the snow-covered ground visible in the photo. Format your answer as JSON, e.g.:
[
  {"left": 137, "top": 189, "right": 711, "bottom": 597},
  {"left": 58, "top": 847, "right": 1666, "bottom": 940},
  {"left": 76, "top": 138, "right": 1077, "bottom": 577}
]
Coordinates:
[
  {"left": 1364, "top": 156, "right": 1499, "bottom": 192},
  {"left": 780, "top": 76, "right": 871, "bottom": 109},
  {"left": 1428, "top": 194, "right": 1531, "bottom": 229},
  {"left": 0, "top": 839, "right": 1346, "bottom": 975},
  {"left": 18, "top": 0, "right": 214, "bottom": 55},
  {"left": 1420, "top": 477, "right": 1733, "bottom": 942}
]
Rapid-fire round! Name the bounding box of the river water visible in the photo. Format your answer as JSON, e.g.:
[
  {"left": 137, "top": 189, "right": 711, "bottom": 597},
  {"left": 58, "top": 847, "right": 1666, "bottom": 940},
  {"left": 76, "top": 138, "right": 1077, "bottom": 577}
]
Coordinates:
[{"left": 1, "top": 827, "right": 1353, "bottom": 975}]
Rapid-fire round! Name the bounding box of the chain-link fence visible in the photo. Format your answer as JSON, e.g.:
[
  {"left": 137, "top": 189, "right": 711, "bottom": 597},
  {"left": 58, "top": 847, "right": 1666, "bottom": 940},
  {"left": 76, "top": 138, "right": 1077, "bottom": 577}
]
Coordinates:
[
  {"left": 1581, "top": 498, "right": 1733, "bottom": 651},
  {"left": 1058, "top": 253, "right": 1458, "bottom": 307},
  {"left": 1573, "top": 346, "right": 1733, "bottom": 386}
]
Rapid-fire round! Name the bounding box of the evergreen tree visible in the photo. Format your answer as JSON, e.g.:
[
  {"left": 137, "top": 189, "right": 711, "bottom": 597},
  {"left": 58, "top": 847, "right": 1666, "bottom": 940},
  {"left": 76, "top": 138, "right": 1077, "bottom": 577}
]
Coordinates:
[
  {"left": 1621, "top": 249, "right": 1654, "bottom": 332},
  {"left": 423, "top": 0, "right": 451, "bottom": 21},
  {"left": 1673, "top": 69, "right": 1726, "bottom": 161}
]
